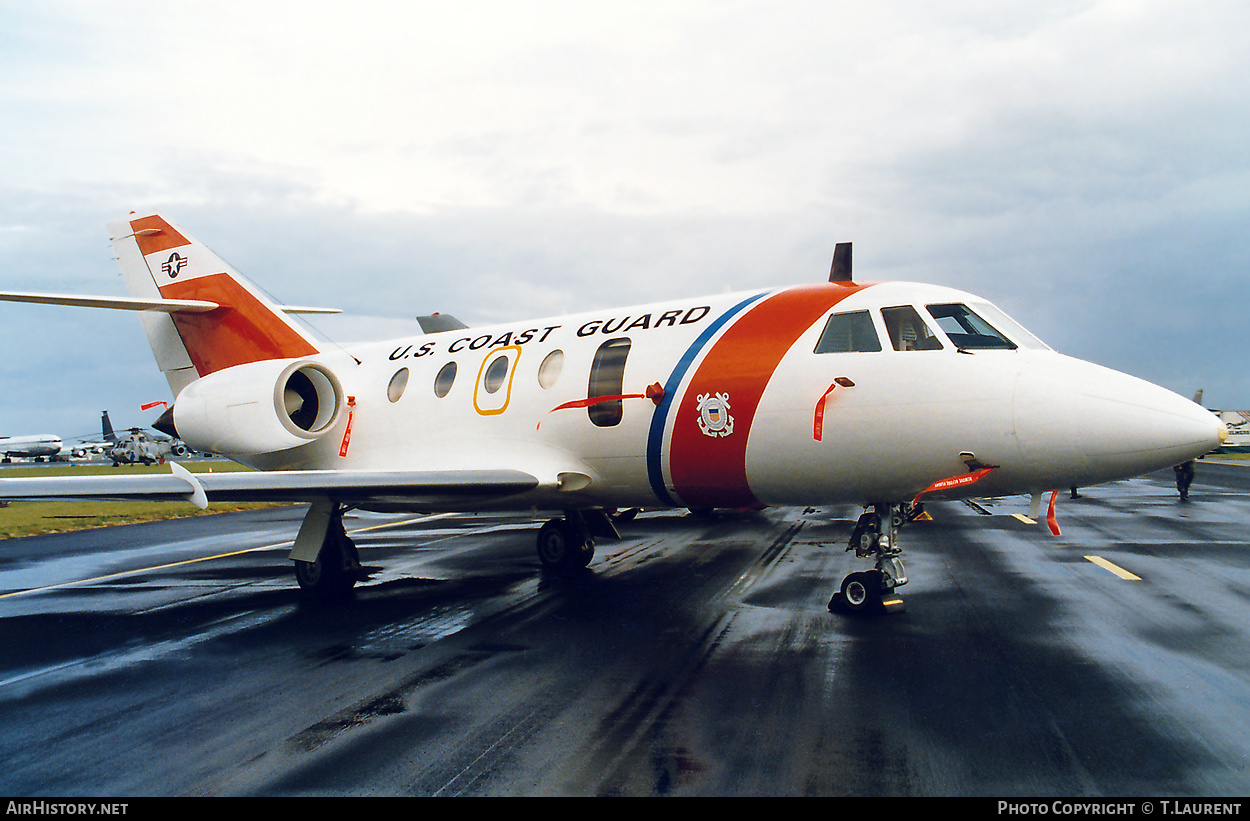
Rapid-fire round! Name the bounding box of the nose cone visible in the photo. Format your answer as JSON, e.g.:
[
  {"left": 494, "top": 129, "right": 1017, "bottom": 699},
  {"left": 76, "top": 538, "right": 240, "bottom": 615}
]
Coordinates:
[{"left": 1014, "top": 354, "right": 1224, "bottom": 488}]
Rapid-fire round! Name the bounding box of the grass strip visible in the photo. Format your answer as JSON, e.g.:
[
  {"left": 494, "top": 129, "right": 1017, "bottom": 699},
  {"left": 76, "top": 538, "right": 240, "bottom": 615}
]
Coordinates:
[{"left": 0, "top": 460, "right": 285, "bottom": 539}]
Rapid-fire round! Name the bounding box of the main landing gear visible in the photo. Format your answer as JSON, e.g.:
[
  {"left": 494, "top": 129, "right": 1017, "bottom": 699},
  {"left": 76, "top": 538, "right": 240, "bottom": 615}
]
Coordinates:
[
  {"left": 535, "top": 509, "right": 620, "bottom": 572},
  {"left": 292, "top": 501, "right": 364, "bottom": 599},
  {"left": 829, "top": 502, "right": 918, "bottom": 615}
]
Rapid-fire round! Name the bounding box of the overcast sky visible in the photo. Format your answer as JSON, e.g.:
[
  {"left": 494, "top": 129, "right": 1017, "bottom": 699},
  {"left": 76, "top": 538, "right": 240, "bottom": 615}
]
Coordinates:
[{"left": 2, "top": 0, "right": 1248, "bottom": 442}]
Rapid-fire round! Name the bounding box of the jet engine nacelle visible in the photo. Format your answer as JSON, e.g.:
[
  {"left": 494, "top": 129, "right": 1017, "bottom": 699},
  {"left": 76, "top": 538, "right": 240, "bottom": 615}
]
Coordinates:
[{"left": 172, "top": 359, "right": 345, "bottom": 455}]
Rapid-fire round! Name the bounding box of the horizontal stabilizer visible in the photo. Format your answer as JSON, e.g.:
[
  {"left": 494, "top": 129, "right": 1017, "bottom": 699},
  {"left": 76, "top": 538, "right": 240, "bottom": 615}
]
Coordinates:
[
  {"left": 0, "top": 467, "right": 540, "bottom": 507},
  {"left": 0, "top": 290, "right": 339, "bottom": 315},
  {"left": 279, "top": 305, "right": 343, "bottom": 315},
  {"left": 0, "top": 290, "right": 218, "bottom": 313}
]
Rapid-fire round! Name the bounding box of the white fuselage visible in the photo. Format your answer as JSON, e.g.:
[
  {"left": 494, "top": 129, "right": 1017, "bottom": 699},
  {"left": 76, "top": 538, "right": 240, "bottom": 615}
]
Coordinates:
[{"left": 223, "top": 280, "right": 1222, "bottom": 512}]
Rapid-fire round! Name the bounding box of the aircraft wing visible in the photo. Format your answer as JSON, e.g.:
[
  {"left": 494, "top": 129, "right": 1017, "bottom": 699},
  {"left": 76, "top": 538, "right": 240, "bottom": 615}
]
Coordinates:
[{"left": 0, "top": 466, "right": 539, "bottom": 510}]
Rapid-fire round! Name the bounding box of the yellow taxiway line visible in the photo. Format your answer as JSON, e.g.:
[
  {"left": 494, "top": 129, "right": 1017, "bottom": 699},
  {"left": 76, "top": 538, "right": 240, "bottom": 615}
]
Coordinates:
[
  {"left": 1083, "top": 555, "right": 1142, "bottom": 581},
  {"left": 1005, "top": 511, "right": 1143, "bottom": 581}
]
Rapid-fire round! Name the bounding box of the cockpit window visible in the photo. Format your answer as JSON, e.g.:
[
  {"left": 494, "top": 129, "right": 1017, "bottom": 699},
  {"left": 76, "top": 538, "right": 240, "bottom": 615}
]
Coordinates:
[
  {"left": 967, "top": 302, "right": 1050, "bottom": 350},
  {"left": 815, "top": 310, "right": 882, "bottom": 354},
  {"left": 881, "top": 306, "right": 943, "bottom": 351},
  {"left": 926, "top": 303, "right": 1017, "bottom": 350}
]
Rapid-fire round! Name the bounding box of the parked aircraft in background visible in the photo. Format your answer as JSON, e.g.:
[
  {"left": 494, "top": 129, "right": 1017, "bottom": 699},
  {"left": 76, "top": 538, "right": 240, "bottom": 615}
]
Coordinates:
[
  {"left": 0, "top": 433, "right": 64, "bottom": 463},
  {"left": 1192, "top": 390, "right": 1250, "bottom": 454},
  {"left": 100, "top": 408, "right": 194, "bottom": 466},
  {"left": 1212, "top": 411, "right": 1250, "bottom": 453},
  {"left": 11, "top": 408, "right": 197, "bottom": 466},
  {"left": 64, "top": 411, "right": 120, "bottom": 460},
  {"left": 0, "top": 213, "right": 1227, "bottom": 612},
  {"left": 107, "top": 427, "right": 192, "bottom": 466}
]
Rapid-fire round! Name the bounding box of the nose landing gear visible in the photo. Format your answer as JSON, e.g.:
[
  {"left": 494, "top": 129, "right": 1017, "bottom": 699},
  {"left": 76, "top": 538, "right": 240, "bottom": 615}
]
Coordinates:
[{"left": 829, "top": 502, "right": 913, "bottom": 614}]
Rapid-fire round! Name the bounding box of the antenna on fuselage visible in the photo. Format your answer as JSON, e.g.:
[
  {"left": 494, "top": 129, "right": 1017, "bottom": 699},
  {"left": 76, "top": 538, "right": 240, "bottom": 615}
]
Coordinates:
[{"left": 829, "top": 242, "right": 852, "bottom": 283}]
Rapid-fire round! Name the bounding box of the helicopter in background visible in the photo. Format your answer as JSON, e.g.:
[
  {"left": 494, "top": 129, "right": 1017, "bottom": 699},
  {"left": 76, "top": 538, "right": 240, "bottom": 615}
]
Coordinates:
[{"left": 99, "top": 407, "right": 196, "bottom": 466}]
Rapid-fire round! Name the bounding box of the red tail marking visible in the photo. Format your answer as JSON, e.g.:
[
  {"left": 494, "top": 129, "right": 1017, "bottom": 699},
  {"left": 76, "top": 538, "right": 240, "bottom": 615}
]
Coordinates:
[
  {"left": 160, "top": 273, "right": 318, "bottom": 376},
  {"left": 129, "top": 215, "right": 190, "bottom": 256}
]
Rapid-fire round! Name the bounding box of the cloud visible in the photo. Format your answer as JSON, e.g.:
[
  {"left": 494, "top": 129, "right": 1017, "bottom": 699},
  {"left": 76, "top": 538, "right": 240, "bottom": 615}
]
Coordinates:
[{"left": 3, "top": 0, "right": 1250, "bottom": 437}]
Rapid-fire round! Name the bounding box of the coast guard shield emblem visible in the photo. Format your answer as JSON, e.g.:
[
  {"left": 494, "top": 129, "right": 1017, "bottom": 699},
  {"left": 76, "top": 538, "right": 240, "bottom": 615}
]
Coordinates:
[{"left": 696, "top": 392, "right": 734, "bottom": 438}]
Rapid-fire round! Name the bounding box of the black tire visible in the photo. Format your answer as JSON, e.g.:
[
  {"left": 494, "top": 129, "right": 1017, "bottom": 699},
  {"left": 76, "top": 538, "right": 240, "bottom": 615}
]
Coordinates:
[
  {"left": 840, "top": 571, "right": 882, "bottom": 612},
  {"left": 295, "top": 526, "right": 360, "bottom": 599},
  {"left": 294, "top": 555, "right": 338, "bottom": 592},
  {"left": 537, "top": 519, "right": 593, "bottom": 570}
]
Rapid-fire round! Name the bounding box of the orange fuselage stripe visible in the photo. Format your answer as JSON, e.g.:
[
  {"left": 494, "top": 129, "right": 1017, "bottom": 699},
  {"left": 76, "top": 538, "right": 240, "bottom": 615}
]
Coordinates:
[{"left": 667, "top": 284, "right": 866, "bottom": 509}]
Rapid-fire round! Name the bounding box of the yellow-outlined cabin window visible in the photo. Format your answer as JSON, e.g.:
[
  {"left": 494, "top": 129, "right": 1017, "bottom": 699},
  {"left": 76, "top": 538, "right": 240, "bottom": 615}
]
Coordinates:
[{"left": 474, "top": 346, "right": 521, "bottom": 416}]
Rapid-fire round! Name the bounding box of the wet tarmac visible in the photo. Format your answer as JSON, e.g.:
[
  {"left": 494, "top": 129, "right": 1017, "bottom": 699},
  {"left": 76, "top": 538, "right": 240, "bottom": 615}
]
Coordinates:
[{"left": 2, "top": 461, "right": 1249, "bottom": 796}]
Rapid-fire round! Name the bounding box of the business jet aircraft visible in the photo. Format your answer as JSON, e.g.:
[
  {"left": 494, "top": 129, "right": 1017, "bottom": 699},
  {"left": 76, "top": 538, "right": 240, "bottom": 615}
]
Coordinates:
[
  {"left": 0, "top": 213, "right": 1227, "bottom": 612},
  {"left": 0, "top": 433, "right": 64, "bottom": 463}
]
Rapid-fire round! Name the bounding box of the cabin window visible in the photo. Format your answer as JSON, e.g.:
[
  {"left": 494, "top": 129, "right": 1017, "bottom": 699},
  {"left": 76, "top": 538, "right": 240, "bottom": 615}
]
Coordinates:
[
  {"left": 387, "top": 368, "right": 409, "bottom": 403},
  {"left": 473, "top": 346, "right": 521, "bottom": 415},
  {"left": 434, "top": 361, "right": 457, "bottom": 397},
  {"left": 483, "top": 354, "right": 510, "bottom": 394},
  {"left": 926, "top": 303, "right": 1017, "bottom": 350},
  {"left": 588, "top": 337, "right": 631, "bottom": 427},
  {"left": 538, "top": 349, "right": 564, "bottom": 389},
  {"left": 881, "top": 305, "right": 943, "bottom": 351},
  {"left": 815, "top": 310, "right": 882, "bottom": 353}
]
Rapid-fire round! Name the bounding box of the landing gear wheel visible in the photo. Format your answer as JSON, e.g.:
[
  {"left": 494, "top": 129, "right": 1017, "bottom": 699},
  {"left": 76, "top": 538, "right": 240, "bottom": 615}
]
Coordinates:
[
  {"left": 537, "top": 518, "right": 594, "bottom": 570},
  {"left": 295, "top": 514, "right": 361, "bottom": 599},
  {"left": 830, "top": 502, "right": 911, "bottom": 615},
  {"left": 839, "top": 570, "right": 883, "bottom": 613},
  {"left": 294, "top": 555, "right": 336, "bottom": 592}
]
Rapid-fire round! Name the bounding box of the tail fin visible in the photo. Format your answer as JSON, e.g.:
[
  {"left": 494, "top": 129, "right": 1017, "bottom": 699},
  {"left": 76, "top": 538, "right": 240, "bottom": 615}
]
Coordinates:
[
  {"left": 109, "top": 212, "right": 324, "bottom": 396},
  {"left": 101, "top": 411, "right": 116, "bottom": 442}
]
